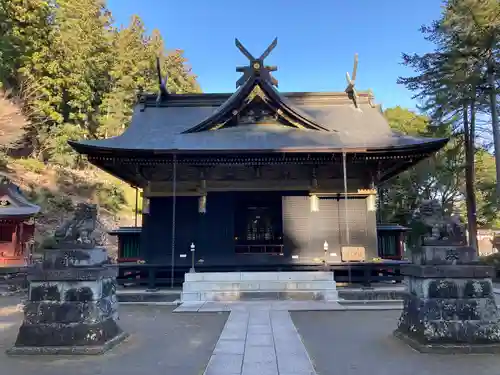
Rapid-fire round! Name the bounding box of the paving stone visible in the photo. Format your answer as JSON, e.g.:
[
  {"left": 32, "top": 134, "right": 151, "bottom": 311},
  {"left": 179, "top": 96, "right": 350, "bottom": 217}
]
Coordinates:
[
  {"left": 200, "top": 305, "right": 231, "bottom": 312},
  {"left": 246, "top": 333, "right": 274, "bottom": 347},
  {"left": 173, "top": 303, "right": 203, "bottom": 312},
  {"left": 277, "top": 354, "right": 315, "bottom": 373},
  {"left": 243, "top": 346, "right": 277, "bottom": 363},
  {"left": 247, "top": 324, "right": 272, "bottom": 334},
  {"left": 241, "top": 361, "right": 278, "bottom": 375},
  {"left": 219, "top": 329, "right": 247, "bottom": 341},
  {"left": 228, "top": 312, "right": 250, "bottom": 319},
  {"left": 214, "top": 339, "right": 245, "bottom": 355},
  {"left": 249, "top": 315, "right": 271, "bottom": 324},
  {"left": 275, "top": 342, "right": 308, "bottom": 355},
  {"left": 225, "top": 319, "right": 248, "bottom": 329},
  {"left": 205, "top": 354, "right": 243, "bottom": 374}
]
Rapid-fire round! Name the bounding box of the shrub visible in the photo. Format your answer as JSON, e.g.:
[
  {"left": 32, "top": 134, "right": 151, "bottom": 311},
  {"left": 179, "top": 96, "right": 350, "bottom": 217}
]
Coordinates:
[
  {"left": 480, "top": 253, "right": 500, "bottom": 268},
  {"left": 95, "top": 182, "right": 126, "bottom": 213},
  {"left": 26, "top": 186, "right": 74, "bottom": 212},
  {"left": 0, "top": 150, "right": 8, "bottom": 169},
  {"left": 16, "top": 158, "right": 45, "bottom": 173}
]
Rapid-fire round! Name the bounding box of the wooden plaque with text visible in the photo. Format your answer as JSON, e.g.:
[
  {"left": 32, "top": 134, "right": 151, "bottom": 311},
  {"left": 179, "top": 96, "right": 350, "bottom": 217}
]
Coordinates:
[{"left": 341, "top": 246, "right": 366, "bottom": 262}]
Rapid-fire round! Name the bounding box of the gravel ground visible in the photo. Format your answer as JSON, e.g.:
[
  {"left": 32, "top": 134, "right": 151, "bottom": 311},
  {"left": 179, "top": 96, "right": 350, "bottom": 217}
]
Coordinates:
[
  {"left": 291, "top": 310, "right": 500, "bottom": 375},
  {"left": 0, "top": 297, "right": 228, "bottom": 375}
]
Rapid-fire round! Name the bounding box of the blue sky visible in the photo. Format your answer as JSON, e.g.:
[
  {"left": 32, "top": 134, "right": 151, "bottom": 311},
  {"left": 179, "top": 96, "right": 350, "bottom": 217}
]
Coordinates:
[{"left": 107, "top": 0, "right": 444, "bottom": 110}]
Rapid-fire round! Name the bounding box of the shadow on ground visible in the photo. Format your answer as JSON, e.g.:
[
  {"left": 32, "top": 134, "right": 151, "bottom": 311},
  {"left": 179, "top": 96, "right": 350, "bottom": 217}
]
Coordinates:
[
  {"left": 291, "top": 310, "right": 500, "bottom": 375},
  {"left": 0, "top": 297, "right": 228, "bottom": 375}
]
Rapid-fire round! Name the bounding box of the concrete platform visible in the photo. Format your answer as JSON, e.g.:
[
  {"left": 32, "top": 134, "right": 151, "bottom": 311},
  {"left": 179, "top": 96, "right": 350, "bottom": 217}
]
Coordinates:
[
  {"left": 173, "top": 300, "right": 404, "bottom": 313},
  {"left": 181, "top": 272, "right": 339, "bottom": 303}
]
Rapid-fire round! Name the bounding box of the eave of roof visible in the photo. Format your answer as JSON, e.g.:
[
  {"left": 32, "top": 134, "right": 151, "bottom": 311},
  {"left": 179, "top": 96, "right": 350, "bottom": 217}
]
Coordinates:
[
  {"left": 69, "top": 125, "right": 448, "bottom": 157},
  {"left": 69, "top": 135, "right": 448, "bottom": 158},
  {"left": 0, "top": 178, "right": 40, "bottom": 218}
]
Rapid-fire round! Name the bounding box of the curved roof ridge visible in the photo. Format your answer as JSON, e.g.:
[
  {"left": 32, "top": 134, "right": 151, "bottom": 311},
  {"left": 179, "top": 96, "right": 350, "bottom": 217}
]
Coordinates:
[{"left": 182, "top": 76, "right": 331, "bottom": 133}]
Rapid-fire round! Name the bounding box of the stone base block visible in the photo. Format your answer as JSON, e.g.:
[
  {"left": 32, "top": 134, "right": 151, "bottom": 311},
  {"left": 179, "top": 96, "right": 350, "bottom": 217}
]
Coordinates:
[
  {"left": 7, "top": 331, "right": 129, "bottom": 355},
  {"left": 12, "top": 318, "right": 124, "bottom": 349},
  {"left": 184, "top": 271, "right": 334, "bottom": 282},
  {"left": 181, "top": 272, "right": 338, "bottom": 302},
  {"left": 393, "top": 329, "right": 500, "bottom": 354}
]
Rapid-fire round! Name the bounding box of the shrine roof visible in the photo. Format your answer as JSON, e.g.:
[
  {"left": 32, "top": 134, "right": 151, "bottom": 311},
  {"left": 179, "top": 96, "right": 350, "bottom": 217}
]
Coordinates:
[
  {"left": 0, "top": 177, "right": 40, "bottom": 218},
  {"left": 69, "top": 38, "right": 448, "bottom": 157},
  {"left": 70, "top": 96, "right": 447, "bottom": 155}
]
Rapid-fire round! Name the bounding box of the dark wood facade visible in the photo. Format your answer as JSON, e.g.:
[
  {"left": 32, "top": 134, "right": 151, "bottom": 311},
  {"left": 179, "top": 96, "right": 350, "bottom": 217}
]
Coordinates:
[
  {"left": 71, "top": 39, "right": 447, "bottom": 272},
  {"left": 139, "top": 192, "right": 376, "bottom": 266}
]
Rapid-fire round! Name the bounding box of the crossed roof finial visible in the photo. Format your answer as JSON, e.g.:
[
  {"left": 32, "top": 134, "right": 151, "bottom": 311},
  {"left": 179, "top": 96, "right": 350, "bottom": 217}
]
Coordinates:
[
  {"left": 345, "top": 53, "right": 359, "bottom": 108},
  {"left": 235, "top": 38, "right": 278, "bottom": 88},
  {"left": 156, "top": 56, "right": 168, "bottom": 103}
]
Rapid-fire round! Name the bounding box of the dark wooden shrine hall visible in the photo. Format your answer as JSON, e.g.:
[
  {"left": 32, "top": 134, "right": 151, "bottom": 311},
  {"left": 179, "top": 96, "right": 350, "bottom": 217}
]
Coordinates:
[
  {"left": 0, "top": 176, "right": 40, "bottom": 267},
  {"left": 70, "top": 38, "right": 447, "bottom": 276}
]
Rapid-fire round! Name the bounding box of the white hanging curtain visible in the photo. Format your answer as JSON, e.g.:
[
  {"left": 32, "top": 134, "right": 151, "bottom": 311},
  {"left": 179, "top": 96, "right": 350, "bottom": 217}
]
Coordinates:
[{"left": 310, "top": 194, "right": 319, "bottom": 212}]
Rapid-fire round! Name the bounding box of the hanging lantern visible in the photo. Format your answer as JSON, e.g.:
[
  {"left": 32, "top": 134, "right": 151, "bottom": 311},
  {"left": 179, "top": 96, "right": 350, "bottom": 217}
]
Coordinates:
[
  {"left": 198, "top": 194, "right": 207, "bottom": 214},
  {"left": 310, "top": 194, "right": 319, "bottom": 212}
]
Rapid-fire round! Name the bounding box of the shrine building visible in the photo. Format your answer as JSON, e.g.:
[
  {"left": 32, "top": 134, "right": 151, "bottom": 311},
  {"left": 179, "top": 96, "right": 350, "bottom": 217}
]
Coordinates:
[
  {"left": 69, "top": 39, "right": 447, "bottom": 273},
  {"left": 0, "top": 177, "right": 39, "bottom": 267}
]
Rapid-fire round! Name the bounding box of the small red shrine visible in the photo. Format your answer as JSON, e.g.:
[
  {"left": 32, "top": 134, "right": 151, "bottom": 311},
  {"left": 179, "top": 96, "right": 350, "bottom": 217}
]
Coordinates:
[{"left": 0, "top": 176, "right": 40, "bottom": 267}]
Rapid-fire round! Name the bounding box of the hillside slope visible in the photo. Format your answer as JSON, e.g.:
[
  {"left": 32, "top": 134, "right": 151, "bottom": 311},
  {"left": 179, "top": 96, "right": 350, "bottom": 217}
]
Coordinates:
[
  {"left": 1, "top": 157, "right": 137, "bottom": 258},
  {"left": 0, "top": 91, "right": 139, "bottom": 258}
]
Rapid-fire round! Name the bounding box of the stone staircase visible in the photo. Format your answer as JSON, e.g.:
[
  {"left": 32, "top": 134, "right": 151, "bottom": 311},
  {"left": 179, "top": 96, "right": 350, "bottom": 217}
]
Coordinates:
[{"left": 180, "top": 271, "right": 338, "bottom": 302}]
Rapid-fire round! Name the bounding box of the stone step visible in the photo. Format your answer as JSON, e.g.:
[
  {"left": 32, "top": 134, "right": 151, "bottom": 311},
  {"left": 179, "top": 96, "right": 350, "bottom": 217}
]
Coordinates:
[
  {"left": 181, "top": 289, "right": 339, "bottom": 302},
  {"left": 338, "top": 287, "right": 405, "bottom": 301},
  {"left": 184, "top": 271, "right": 334, "bottom": 282},
  {"left": 339, "top": 298, "right": 403, "bottom": 305},
  {"left": 182, "top": 280, "right": 337, "bottom": 292}
]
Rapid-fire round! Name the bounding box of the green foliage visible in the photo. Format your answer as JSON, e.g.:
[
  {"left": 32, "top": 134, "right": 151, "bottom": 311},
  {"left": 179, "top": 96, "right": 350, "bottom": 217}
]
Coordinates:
[
  {"left": 378, "top": 108, "right": 463, "bottom": 228},
  {"left": 479, "top": 253, "right": 500, "bottom": 271},
  {"left": 94, "top": 181, "right": 126, "bottom": 213},
  {"left": 0, "top": 1, "right": 200, "bottom": 164},
  {"left": 396, "top": 0, "right": 500, "bottom": 235},
  {"left": 26, "top": 185, "right": 74, "bottom": 212},
  {"left": 16, "top": 157, "right": 44, "bottom": 173},
  {"left": 0, "top": 150, "right": 8, "bottom": 169},
  {"left": 474, "top": 149, "right": 500, "bottom": 227},
  {"left": 45, "top": 123, "right": 87, "bottom": 167}
]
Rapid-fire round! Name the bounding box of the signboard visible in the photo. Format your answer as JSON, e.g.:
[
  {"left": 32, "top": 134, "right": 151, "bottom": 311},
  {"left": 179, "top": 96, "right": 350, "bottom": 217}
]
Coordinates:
[{"left": 341, "top": 246, "right": 366, "bottom": 262}]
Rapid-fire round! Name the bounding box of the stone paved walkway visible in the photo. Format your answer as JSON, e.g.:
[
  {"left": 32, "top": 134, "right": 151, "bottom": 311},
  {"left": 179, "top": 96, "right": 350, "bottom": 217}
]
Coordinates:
[
  {"left": 175, "top": 300, "right": 347, "bottom": 312},
  {"left": 204, "top": 309, "right": 316, "bottom": 375}
]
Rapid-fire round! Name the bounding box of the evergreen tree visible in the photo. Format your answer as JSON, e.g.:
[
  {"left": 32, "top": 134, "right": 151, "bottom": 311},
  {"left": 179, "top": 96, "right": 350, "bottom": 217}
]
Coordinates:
[{"left": 0, "top": 2, "right": 200, "bottom": 166}]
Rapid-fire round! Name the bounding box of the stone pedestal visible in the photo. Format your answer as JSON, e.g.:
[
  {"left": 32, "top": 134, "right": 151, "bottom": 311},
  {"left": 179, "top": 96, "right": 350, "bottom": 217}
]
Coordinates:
[
  {"left": 7, "top": 248, "right": 128, "bottom": 355},
  {"left": 394, "top": 245, "right": 500, "bottom": 353},
  {"left": 181, "top": 272, "right": 339, "bottom": 302}
]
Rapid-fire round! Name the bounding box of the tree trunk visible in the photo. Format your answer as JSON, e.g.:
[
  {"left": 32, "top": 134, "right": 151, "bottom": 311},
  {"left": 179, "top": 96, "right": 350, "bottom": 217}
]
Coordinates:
[{"left": 487, "top": 42, "right": 500, "bottom": 200}]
